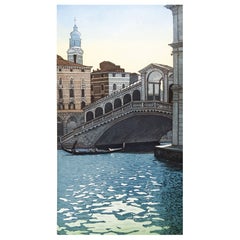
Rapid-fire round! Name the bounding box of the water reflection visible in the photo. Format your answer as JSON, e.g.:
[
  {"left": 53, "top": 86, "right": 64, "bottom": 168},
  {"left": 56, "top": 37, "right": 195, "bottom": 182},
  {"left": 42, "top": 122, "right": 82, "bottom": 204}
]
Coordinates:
[{"left": 57, "top": 151, "right": 182, "bottom": 235}]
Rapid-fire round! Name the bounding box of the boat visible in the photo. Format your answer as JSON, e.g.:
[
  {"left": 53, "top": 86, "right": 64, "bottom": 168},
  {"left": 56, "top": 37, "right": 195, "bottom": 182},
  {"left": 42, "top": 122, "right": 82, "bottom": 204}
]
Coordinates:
[{"left": 60, "top": 140, "right": 124, "bottom": 155}]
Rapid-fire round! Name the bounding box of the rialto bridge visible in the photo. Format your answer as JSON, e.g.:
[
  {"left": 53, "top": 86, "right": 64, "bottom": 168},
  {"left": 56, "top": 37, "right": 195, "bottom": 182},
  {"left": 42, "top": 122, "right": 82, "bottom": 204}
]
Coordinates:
[{"left": 58, "top": 63, "right": 174, "bottom": 149}]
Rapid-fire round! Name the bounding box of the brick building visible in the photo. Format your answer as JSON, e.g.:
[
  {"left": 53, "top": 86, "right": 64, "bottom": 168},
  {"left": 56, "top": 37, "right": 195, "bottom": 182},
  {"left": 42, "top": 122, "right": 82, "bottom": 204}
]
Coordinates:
[{"left": 91, "top": 61, "right": 130, "bottom": 102}]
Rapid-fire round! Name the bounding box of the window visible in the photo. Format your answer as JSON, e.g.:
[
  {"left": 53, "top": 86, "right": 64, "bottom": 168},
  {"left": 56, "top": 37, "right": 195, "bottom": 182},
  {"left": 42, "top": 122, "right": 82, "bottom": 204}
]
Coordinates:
[
  {"left": 91, "top": 85, "right": 93, "bottom": 91},
  {"left": 101, "top": 84, "right": 104, "bottom": 91},
  {"left": 112, "top": 73, "right": 116, "bottom": 77},
  {"left": 70, "top": 89, "right": 74, "bottom": 98},
  {"left": 122, "top": 73, "right": 125, "bottom": 77},
  {"left": 122, "top": 84, "right": 125, "bottom": 88},
  {"left": 81, "top": 101, "right": 86, "bottom": 109},
  {"left": 81, "top": 89, "right": 85, "bottom": 97},
  {"left": 70, "top": 79, "right": 73, "bottom": 85},
  {"left": 81, "top": 69, "right": 85, "bottom": 72},
  {"left": 147, "top": 71, "right": 162, "bottom": 101},
  {"left": 113, "top": 83, "right": 117, "bottom": 91},
  {"left": 59, "top": 78, "right": 62, "bottom": 85},
  {"left": 73, "top": 55, "right": 77, "bottom": 63},
  {"left": 59, "top": 89, "right": 63, "bottom": 99},
  {"left": 70, "top": 68, "right": 73, "bottom": 72}
]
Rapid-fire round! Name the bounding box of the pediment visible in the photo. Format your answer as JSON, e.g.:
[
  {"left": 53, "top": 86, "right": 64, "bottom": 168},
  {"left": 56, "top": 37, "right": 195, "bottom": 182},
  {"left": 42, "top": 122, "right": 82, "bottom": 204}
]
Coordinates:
[{"left": 138, "top": 63, "right": 173, "bottom": 74}]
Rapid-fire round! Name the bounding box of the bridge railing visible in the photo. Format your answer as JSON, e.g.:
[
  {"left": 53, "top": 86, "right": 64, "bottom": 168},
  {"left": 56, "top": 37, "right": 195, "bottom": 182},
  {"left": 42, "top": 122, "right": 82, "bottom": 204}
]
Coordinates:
[
  {"left": 61, "top": 101, "right": 172, "bottom": 142},
  {"left": 83, "top": 80, "right": 142, "bottom": 111}
]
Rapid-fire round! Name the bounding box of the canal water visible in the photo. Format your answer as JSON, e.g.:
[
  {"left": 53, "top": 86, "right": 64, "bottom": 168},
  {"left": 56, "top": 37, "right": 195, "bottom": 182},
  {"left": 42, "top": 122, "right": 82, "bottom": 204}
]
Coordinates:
[{"left": 57, "top": 150, "right": 183, "bottom": 235}]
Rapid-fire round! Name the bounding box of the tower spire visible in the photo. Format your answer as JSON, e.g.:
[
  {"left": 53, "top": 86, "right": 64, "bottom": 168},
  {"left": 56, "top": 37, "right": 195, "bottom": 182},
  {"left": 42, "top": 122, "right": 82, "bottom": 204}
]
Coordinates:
[{"left": 67, "top": 17, "right": 83, "bottom": 64}]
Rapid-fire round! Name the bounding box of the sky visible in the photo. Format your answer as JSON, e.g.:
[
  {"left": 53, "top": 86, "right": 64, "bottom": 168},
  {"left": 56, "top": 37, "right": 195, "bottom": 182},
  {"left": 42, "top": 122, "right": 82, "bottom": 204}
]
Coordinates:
[{"left": 57, "top": 4, "right": 173, "bottom": 73}]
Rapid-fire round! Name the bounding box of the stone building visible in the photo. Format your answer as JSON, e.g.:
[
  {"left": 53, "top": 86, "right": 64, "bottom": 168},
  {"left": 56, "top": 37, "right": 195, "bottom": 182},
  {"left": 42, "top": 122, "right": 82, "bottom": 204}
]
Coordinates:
[
  {"left": 57, "top": 55, "right": 92, "bottom": 139},
  {"left": 91, "top": 61, "right": 130, "bottom": 102},
  {"left": 166, "top": 5, "right": 183, "bottom": 147}
]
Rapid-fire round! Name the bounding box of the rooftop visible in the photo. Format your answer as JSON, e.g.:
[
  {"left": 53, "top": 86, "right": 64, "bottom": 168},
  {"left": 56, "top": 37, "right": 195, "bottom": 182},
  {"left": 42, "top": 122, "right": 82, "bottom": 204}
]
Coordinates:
[{"left": 57, "top": 55, "right": 91, "bottom": 68}]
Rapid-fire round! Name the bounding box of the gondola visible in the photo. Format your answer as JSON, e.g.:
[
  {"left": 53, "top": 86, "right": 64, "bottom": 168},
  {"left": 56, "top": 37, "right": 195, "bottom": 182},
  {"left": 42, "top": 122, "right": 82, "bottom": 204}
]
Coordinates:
[{"left": 60, "top": 140, "right": 124, "bottom": 155}]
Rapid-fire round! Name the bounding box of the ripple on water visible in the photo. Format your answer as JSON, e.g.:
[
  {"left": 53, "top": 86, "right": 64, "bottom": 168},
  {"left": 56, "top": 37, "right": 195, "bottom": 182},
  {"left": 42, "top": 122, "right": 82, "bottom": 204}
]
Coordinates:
[{"left": 57, "top": 151, "right": 183, "bottom": 235}]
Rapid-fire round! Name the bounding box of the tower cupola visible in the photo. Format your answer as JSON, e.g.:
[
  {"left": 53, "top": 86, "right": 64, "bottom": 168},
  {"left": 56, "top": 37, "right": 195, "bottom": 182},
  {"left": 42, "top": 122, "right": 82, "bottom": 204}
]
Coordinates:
[{"left": 67, "top": 18, "right": 84, "bottom": 64}]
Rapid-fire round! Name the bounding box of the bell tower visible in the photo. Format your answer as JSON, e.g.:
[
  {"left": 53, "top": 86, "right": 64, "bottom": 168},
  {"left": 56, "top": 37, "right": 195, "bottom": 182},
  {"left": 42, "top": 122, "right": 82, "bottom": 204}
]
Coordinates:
[{"left": 67, "top": 18, "right": 84, "bottom": 64}]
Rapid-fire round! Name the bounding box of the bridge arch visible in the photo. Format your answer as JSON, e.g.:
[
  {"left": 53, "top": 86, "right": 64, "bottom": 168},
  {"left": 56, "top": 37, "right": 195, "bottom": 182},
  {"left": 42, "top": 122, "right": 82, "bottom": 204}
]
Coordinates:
[
  {"left": 114, "top": 98, "right": 122, "bottom": 109},
  {"left": 132, "top": 90, "right": 141, "bottom": 101},
  {"left": 86, "top": 111, "right": 94, "bottom": 122},
  {"left": 123, "top": 93, "right": 131, "bottom": 105},
  {"left": 95, "top": 107, "right": 103, "bottom": 118},
  {"left": 147, "top": 70, "right": 163, "bottom": 101},
  {"left": 105, "top": 102, "right": 113, "bottom": 114},
  {"left": 66, "top": 116, "right": 77, "bottom": 133}
]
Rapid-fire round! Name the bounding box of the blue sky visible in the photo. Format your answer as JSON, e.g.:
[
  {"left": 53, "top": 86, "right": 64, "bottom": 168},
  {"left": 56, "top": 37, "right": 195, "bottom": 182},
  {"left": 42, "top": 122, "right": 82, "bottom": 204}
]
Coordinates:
[{"left": 57, "top": 5, "right": 173, "bottom": 73}]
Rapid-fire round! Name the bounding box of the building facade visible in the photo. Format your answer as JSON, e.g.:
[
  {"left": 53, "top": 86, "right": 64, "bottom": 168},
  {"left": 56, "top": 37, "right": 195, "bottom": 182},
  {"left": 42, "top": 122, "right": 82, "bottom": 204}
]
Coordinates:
[
  {"left": 57, "top": 55, "right": 92, "bottom": 139},
  {"left": 166, "top": 5, "right": 183, "bottom": 147},
  {"left": 91, "top": 61, "right": 130, "bottom": 102},
  {"left": 67, "top": 19, "right": 84, "bottom": 64}
]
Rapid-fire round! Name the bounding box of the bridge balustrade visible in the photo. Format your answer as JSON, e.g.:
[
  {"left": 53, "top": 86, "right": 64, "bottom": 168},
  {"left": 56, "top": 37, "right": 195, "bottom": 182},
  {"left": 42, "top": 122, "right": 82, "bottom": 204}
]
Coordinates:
[
  {"left": 61, "top": 100, "right": 172, "bottom": 143},
  {"left": 83, "top": 81, "right": 142, "bottom": 112}
]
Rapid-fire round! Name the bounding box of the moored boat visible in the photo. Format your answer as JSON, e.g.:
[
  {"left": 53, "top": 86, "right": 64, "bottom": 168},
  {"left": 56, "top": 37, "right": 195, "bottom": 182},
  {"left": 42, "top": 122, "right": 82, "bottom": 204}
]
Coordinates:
[{"left": 60, "top": 140, "right": 124, "bottom": 155}]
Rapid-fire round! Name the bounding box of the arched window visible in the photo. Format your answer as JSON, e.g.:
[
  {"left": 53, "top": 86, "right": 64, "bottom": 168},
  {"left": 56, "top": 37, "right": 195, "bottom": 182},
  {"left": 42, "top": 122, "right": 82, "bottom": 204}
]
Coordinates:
[
  {"left": 133, "top": 90, "right": 141, "bottom": 101},
  {"left": 58, "top": 103, "right": 64, "bottom": 110},
  {"left": 105, "top": 102, "right": 113, "bottom": 113},
  {"left": 81, "top": 101, "right": 86, "bottom": 109},
  {"left": 122, "top": 84, "right": 125, "bottom": 88},
  {"left": 95, "top": 107, "right": 103, "bottom": 118},
  {"left": 147, "top": 71, "right": 162, "bottom": 101},
  {"left": 69, "top": 102, "right": 75, "bottom": 110},
  {"left": 123, "top": 94, "right": 131, "bottom": 105},
  {"left": 70, "top": 89, "right": 74, "bottom": 97},
  {"left": 59, "top": 89, "right": 63, "bottom": 99},
  {"left": 114, "top": 98, "right": 122, "bottom": 109},
  {"left": 86, "top": 111, "right": 94, "bottom": 122},
  {"left": 81, "top": 89, "right": 85, "bottom": 97},
  {"left": 113, "top": 83, "right": 117, "bottom": 91}
]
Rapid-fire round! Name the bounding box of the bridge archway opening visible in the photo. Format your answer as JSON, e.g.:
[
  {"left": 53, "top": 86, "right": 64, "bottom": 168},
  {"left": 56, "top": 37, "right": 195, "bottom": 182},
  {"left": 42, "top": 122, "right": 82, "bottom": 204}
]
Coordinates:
[
  {"left": 123, "top": 94, "right": 131, "bottom": 105},
  {"left": 66, "top": 116, "right": 77, "bottom": 132},
  {"left": 86, "top": 111, "right": 94, "bottom": 122},
  {"left": 105, "top": 102, "right": 113, "bottom": 113},
  {"left": 147, "top": 71, "right": 162, "bottom": 101},
  {"left": 95, "top": 107, "right": 103, "bottom": 118},
  {"left": 133, "top": 90, "right": 141, "bottom": 101},
  {"left": 114, "top": 98, "right": 122, "bottom": 109}
]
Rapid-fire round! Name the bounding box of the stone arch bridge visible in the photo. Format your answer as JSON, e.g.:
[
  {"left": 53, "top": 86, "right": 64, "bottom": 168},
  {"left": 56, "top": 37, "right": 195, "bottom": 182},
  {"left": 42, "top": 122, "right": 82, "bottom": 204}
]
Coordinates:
[{"left": 59, "top": 63, "right": 173, "bottom": 149}]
